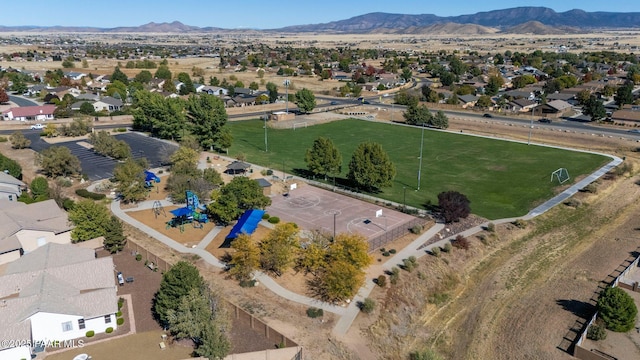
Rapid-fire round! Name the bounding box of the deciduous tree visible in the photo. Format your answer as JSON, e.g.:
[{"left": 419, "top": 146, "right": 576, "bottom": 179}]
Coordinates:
[
  {"left": 229, "top": 234, "right": 260, "bottom": 281},
  {"left": 266, "top": 82, "right": 278, "bottom": 103},
  {"left": 347, "top": 142, "right": 396, "bottom": 191},
  {"left": 37, "top": 146, "right": 81, "bottom": 177},
  {"left": 68, "top": 199, "right": 110, "bottom": 242},
  {"left": 295, "top": 88, "right": 316, "bottom": 113},
  {"left": 113, "top": 158, "right": 147, "bottom": 203},
  {"left": 154, "top": 261, "right": 205, "bottom": 328},
  {"left": 305, "top": 137, "right": 342, "bottom": 179},
  {"left": 10, "top": 131, "right": 31, "bottom": 149},
  {"left": 0, "top": 87, "right": 9, "bottom": 104},
  {"left": 437, "top": 191, "right": 471, "bottom": 223},
  {"left": 583, "top": 96, "right": 606, "bottom": 122},
  {"left": 186, "top": 94, "right": 228, "bottom": 150},
  {"left": 403, "top": 103, "right": 432, "bottom": 126},
  {"left": 259, "top": 223, "right": 300, "bottom": 276}
]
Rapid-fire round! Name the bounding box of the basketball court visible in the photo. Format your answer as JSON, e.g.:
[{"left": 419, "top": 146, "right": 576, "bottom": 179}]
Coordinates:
[{"left": 266, "top": 184, "right": 416, "bottom": 242}]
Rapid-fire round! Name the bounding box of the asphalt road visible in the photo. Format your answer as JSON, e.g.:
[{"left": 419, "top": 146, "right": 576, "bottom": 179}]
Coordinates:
[{"left": 8, "top": 95, "right": 39, "bottom": 107}]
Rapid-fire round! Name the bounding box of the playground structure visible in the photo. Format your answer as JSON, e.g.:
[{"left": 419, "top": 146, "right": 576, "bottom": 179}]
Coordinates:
[
  {"left": 166, "top": 191, "right": 209, "bottom": 232},
  {"left": 144, "top": 170, "right": 161, "bottom": 188}
]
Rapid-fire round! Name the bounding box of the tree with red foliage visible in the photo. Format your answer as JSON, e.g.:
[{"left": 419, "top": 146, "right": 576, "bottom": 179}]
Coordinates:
[
  {"left": 437, "top": 191, "right": 471, "bottom": 223},
  {"left": 0, "top": 87, "right": 8, "bottom": 104}
]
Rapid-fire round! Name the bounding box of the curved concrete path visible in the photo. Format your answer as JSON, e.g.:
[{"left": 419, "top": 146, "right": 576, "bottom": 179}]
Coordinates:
[{"left": 109, "top": 150, "right": 622, "bottom": 338}]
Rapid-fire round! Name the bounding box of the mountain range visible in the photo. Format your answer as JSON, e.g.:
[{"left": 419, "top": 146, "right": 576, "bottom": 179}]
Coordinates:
[{"left": 0, "top": 7, "right": 638, "bottom": 35}]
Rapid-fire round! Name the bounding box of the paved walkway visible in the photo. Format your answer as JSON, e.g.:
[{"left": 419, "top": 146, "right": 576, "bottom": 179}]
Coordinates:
[{"left": 109, "top": 149, "right": 623, "bottom": 339}]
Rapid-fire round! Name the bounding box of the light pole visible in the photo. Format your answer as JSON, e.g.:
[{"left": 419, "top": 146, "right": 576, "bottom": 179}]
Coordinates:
[
  {"left": 528, "top": 106, "right": 536, "bottom": 145},
  {"left": 403, "top": 186, "right": 407, "bottom": 212},
  {"left": 283, "top": 79, "right": 290, "bottom": 114},
  {"left": 333, "top": 212, "right": 337, "bottom": 241},
  {"left": 264, "top": 112, "right": 268, "bottom": 152},
  {"left": 417, "top": 123, "right": 425, "bottom": 191}
]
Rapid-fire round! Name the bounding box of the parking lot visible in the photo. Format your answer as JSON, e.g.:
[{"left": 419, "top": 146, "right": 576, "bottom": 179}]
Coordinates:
[{"left": 24, "top": 131, "right": 177, "bottom": 181}]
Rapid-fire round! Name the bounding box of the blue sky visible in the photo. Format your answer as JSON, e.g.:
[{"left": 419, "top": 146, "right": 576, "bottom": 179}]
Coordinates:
[{"left": 3, "top": 1, "right": 639, "bottom": 29}]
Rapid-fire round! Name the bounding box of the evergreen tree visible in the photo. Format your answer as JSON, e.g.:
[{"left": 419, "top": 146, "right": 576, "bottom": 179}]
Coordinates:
[
  {"left": 103, "top": 216, "right": 126, "bottom": 253},
  {"left": 154, "top": 261, "right": 205, "bottom": 327}
]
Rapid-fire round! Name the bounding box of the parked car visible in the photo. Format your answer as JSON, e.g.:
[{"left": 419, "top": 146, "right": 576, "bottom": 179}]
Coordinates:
[
  {"left": 117, "top": 272, "right": 125, "bottom": 286},
  {"left": 538, "top": 118, "right": 552, "bottom": 123},
  {"left": 30, "top": 123, "right": 44, "bottom": 130},
  {"left": 627, "top": 129, "right": 640, "bottom": 134},
  {"left": 330, "top": 101, "right": 338, "bottom": 105},
  {"left": 482, "top": 113, "right": 493, "bottom": 118}
]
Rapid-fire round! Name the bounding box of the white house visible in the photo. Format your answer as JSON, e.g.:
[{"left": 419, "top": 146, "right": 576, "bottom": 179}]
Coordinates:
[
  {"left": 199, "top": 86, "right": 228, "bottom": 96},
  {"left": 0, "top": 244, "right": 118, "bottom": 359},
  {"left": 92, "top": 96, "right": 123, "bottom": 113},
  {"left": 1, "top": 105, "right": 56, "bottom": 121},
  {"left": 0, "top": 199, "right": 72, "bottom": 265},
  {"left": 0, "top": 172, "right": 26, "bottom": 202}
]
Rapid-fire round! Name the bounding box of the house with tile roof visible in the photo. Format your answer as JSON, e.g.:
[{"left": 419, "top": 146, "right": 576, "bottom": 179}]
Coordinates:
[
  {"left": 0, "top": 200, "right": 72, "bottom": 265},
  {"left": 1, "top": 105, "right": 56, "bottom": 121},
  {"left": 0, "top": 243, "right": 118, "bottom": 359}
]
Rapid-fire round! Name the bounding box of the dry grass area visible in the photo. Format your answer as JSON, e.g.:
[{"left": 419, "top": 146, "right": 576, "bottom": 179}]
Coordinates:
[{"left": 44, "top": 330, "right": 193, "bottom": 360}]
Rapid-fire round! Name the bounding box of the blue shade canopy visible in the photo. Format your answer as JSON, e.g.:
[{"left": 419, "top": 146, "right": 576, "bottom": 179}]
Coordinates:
[
  {"left": 226, "top": 209, "right": 265, "bottom": 239},
  {"left": 170, "top": 207, "right": 193, "bottom": 217}
]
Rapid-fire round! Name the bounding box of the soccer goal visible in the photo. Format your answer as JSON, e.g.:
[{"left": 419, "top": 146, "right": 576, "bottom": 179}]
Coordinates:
[
  {"left": 550, "top": 168, "right": 570, "bottom": 184},
  {"left": 292, "top": 122, "right": 307, "bottom": 130}
]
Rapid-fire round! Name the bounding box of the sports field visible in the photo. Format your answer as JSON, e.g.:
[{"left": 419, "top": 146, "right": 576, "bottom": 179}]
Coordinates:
[{"left": 227, "top": 119, "right": 609, "bottom": 220}]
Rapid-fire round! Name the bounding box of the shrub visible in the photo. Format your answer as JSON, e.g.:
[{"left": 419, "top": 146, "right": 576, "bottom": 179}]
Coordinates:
[
  {"left": 442, "top": 243, "right": 452, "bottom": 253},
  {"left": 477, "top": 234, "right": 489, "bottom": 245},
  {"left": 0, "top": 136, "right": 7, "bottom": 142},
  {"left": 512, "top": 219, "right": 527, "bottom": 229},
  {"left": 239, "top": 279, "right": 256, "bottom": 288},
  {"left": 410, "top": 349, "right": 444, "bottom": 360},
  {"left": 75, "top": 188, "right": 106, "bottom": 200},
  {"left": 564, "top": 198, "right": 581, "bottom": 208},
  {"left": 118, "top": 297, "right": 124, "bottom": 309},
  {"left": 389, "top": 249, "right": 396, "bottom": 254},
  {"left": 116, "top": 128, "right": 127, "bottom": 132},
  {"left": 306, "top": 307, "right": 324, "bottom": 318},
  {"left": 452, "top": 235, "right": 470, "bottom": 250},
  {"left": 266, "top": 169, "right": 273, "bottom": 175},
  {"left": 587, "top": 323, "right": 607, "bottom": 341},
  {"left": 135, "top": 254, "right": 142, "bottom": 261},
  {"left": 390, "top": 267, "right": 400, "bottom": 284},
  {"left": 116, "top": 318, "right": 124, "bottom": 326},
  {"left": 431, "top": 247, "right": 441, "bottom": 257},
  {"left": 486, "top": 222, "right": 496, "bottom": 232},
  {"left": 56, "top": 177, "right": 73, "bottom": 187},
  {"left": 105, "top": 327, "right": 114, "bottom": 334},
  {"left": 62, "top": 198, "right": 75, "bottom": 211},
  {"left": 377, "top": 275, "right": 387, "bottom": 287},
  {"left": 268, "top": 216, "right": 280, "bottom": 224},
  {"left": 262, "top": 213, "right": 270, "bottom": 220},
  {"left": 410, "top": 225, "right": 423, "bottom": 234},
  {"left": 582, "top": 183, "right": 598, "bottom": 193},
  {"left": 86, "top": 330, "right": 95, "bottom": 338},
  {"left": 403, "top": 258, "right": 417, "bottom": 272},
  {"left": 428, "top": 292, "right": 451, "bottom": 307},
  {"left": 360, "top": 298, "right": 376, "bottom": 314},
  {"left": 597, "top": 286, "right": 638, "bottom": 332},
  {"left": 116, "top": 311, "right": 122, "bottom": 317},
  {"left": 382, "top": 251, "right": 390, "bottom": 257}
]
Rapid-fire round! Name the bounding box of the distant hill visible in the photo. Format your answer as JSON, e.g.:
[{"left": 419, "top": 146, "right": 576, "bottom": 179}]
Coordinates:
[
  {"left": 276, "top": 7, "right": 640, "bottom": 33},
  {"left": 371, "top": 23, "right": 499, "bottom": 35},
  {"left": 502, "top": 21, "right": 581, "bottom": 35},
  {"left": 0, "top": 7, "right": 639, "bottom": 34}
]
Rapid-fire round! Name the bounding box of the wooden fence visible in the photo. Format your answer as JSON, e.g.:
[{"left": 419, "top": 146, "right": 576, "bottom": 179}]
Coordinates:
[{"left": 124, "top": 239, "right": 173, "bottom": 273}]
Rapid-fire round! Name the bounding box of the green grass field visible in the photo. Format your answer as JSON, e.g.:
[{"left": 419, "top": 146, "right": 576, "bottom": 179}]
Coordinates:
[{"left": 227, "top": 119, "right": 609, "bottom": 220}]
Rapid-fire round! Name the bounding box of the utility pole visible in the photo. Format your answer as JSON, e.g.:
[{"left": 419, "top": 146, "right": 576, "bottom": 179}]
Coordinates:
[
  {"left": 417, "top": 123, "right": 425, "bottom": 190},
  {"left": 283, "top": 79, "right": 290, "bottom": 114},
  {"left": 264, "top": 112, "right": 268, "bottom": 152}
]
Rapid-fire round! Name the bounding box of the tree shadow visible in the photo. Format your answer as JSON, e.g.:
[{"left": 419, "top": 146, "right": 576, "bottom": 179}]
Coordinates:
[{"left": 556, "top": 299, "right": 596, "bottom": 320}]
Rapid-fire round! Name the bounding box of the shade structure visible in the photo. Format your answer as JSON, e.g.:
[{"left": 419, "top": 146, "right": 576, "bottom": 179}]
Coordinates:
[{"left": 226, "top": 209, "right": 265, "bottom": 240}]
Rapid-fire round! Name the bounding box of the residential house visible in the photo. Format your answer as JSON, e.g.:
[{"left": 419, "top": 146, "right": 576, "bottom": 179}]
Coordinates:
[
  {"left": 537, "top": 100, "right": 573, "bottom": 118},
  {"left": 332, "top": 71, "right": 352, "bottom": 81},
  {"left": 24, "top": 84, "right": 48, "bottom": 97},
  {"left": 611, "top": 105, "right": 640, "bottom": 126},
  {"left": 458, "top": 94, "right": 479, "bottom": 109},
  {"left": 75, "top": 93, "right": 100, "bottom": 102},
  {"left": 0, "top": 199, "right": 72, "bottom": 265},
  {"left": 0, "top": 172, "right": 26, "bottom": 202},
  {"left": 509, "top": 98, "right": 537, "bottom": 113},
  {"left": 92, "top": 96, "right": 123, "bottom": 113},
  {"left": 504, "top": 90, "right": 536, "bottom": 101},
  {"left": 64, "top": 71, "right": 87, "bottom": 81},
  {"left": 1, "top": 105, "right": 56, "bottom": 121},
  {"left": 199, "top": 86, "right": 228, "bottom": 96},
  {"left": 0, "top": 243, "right": 118, "bottom": 359},
  {"left": 234, "top": 88, "right": 254, "bottom": 96}
]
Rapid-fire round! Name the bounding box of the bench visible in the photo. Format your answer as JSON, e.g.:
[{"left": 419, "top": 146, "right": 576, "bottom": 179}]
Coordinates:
[{"left": 159, "top": 341, "right": 166, "bottom": 350}]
